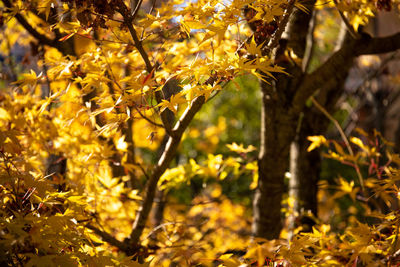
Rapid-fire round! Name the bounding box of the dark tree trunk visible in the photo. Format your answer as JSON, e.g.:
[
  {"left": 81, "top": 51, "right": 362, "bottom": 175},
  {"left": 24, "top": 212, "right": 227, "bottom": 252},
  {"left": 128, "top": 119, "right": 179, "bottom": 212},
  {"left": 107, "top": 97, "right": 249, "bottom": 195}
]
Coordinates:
[
  {"left": 252, "top": 3, "right": 315, "bottom": 239},
  {"left": 253, "top": 81, "right": 297, "bottom": 238},
  {"left": 251, "top": 6, "right": 400, "bottom": 239},
  {"left": 289, "top": 121, "right": 320, "bottom": 217},
  {"left": 288, "top": 26, "right": 351, "bottom": 231}
]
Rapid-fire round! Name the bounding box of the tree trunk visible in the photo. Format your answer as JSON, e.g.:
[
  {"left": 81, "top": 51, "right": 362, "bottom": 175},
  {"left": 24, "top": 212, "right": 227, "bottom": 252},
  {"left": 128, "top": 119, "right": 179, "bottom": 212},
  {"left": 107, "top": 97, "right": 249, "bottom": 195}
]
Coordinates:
[
  {"left": 252, "top": 3, "right": 315, "bottom": 239},
  {"left": 253, "top": 80, "right": 297, "bottom": 238},
  {"left": 288, "top": 25, "right": 350, "bottom": 231},
  {"left": 289, "top": 119, "right": 320, "bottom": 217}
]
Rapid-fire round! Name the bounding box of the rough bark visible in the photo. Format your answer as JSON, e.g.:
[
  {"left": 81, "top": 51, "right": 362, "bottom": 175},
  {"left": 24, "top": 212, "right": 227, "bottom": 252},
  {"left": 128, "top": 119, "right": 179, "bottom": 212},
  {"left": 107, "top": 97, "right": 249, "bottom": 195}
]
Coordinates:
[
  {"left": 253, "top": 81, "right": 297, "bottom": 238},
  {"left": 253, "top": 2, "right": 315, "bottom": 239},
  {"left": 253, "top": 2, "right": 400, "bottom": 239},
  {"left": 288, "top": 25, "right": 350, "bottom": 231}
]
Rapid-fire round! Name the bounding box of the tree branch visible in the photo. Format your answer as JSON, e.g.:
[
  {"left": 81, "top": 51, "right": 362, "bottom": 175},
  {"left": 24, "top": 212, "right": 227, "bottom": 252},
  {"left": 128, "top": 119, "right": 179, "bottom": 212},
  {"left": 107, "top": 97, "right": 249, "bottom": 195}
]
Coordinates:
[
  {"left": 310, "top": 96, "right": 364, "bottom": 190},
  {"left": 115, "top": 0, "right": 153, "bottom": 73},
  {"left": 357, "top": 32, "right": 400, "bottom": 55},
  {"left": 286, "top": 0, "right": 316, "bottom": 60},
  {"left": 302, "top": 10, "right": 317, "bottom": 72},
  {"left": 128, "top": 96, "right": 205, "bottom": 245},
  {"left": 115, "top": 0, "right": 176, "bottom": 136},
  {"left": 292, "top": 31, "right": 400, "bottom": 114},
  {"left": 133, "top": 105, "right": 164, "bottom": 128},
  {"left": 154, "top": 90, "right": 175, "bottom": 137},
  {"left": 86, "top": 224, "right": 129, "bottom": 252},
  {"left": 263, "top": 0, "right": 296, "bottom": 55},
  {"left": 2, "top": 0, "right": 75, "bottom": 55},
  {"left": 333, "top": 0, "right": 359, "bottom": 39},
  {"left": 126, "top": 23, "right": 153, "bottom": 73},
  {"left": 131, "top": 0, "right": 144, "bottom": 21},
  {"left": 2, "top": 0, "right": 54, "bottom": 46}
]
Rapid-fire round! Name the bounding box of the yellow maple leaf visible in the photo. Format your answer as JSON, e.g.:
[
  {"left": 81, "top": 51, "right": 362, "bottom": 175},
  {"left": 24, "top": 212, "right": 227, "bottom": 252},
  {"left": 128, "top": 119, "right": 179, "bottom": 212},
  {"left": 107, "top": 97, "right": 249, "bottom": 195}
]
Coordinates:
[{"left": 307, "top": 135, "right": 327, "bottom": 152}]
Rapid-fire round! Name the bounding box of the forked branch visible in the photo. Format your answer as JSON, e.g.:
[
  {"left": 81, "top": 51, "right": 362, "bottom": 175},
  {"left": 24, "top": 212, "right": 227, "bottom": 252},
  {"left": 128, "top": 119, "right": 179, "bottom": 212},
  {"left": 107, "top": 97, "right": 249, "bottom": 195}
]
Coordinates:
[{"left": 128, "top": 96, "right": 205, "bottom": 245}]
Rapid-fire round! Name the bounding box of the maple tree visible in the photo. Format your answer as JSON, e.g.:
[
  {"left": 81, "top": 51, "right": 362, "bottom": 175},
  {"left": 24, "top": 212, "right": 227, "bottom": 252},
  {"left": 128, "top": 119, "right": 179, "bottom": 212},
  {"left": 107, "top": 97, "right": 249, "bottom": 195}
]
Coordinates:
[{"left": 2, "top": 0, "right": 400, "bottom": 265}]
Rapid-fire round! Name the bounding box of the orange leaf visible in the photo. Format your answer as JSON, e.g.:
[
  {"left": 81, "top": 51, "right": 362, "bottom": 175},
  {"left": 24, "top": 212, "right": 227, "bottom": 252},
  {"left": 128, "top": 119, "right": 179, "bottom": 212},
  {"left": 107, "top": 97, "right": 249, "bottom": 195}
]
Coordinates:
[
  {"left": 59, "top": 32, "right": 75, "bottom": 42},
  {"left": 142, "top": 68, "right": 155, "bottom": 85}
]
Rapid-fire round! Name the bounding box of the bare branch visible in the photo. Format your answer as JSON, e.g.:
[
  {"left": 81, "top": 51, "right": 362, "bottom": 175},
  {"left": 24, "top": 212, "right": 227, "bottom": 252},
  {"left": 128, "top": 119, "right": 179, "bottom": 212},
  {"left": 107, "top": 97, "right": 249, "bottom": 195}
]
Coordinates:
[
  {"left": 172, "top": 96, "right": 205, "bottom": 136},
  {"left": 127, "top": 24, "right": 154, "bottom": 73},
  {"left": 148, "top": 0, "right": 158, "bottom": 16},
  {"left": 132, "top": 161, "right": 151, "bottom": 180},
  {"left": 302, "top": 10, "right": 317, "bottom": 72},
  {"left": 357, "top": 32, "right": 400, "bottom": 55},
  {"left": 154, "top": 91, "right": 175, "bottom": 137}
]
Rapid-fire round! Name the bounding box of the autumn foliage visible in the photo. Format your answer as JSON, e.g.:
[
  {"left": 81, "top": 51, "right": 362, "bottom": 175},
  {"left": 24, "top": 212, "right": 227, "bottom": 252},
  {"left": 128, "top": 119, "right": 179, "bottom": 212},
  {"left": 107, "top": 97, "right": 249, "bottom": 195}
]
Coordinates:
[{"left": 1, "top": 0, "right": 400, "bottom": 266}]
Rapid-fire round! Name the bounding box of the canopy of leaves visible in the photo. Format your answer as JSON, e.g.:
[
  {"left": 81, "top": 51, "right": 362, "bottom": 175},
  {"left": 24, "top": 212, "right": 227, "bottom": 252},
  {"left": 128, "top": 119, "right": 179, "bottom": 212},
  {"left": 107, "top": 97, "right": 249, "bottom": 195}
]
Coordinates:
[{"left": 1, "top": 0, "right": 400, "bottom": 266}]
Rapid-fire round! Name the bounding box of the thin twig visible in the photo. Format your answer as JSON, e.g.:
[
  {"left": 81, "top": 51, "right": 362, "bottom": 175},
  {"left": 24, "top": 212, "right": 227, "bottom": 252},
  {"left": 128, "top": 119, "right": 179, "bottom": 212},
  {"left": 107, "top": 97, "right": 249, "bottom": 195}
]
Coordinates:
[
  {"left": 132, "top": 161, "right": 151, "bottom": 180},
  {"left": 133, "top": 105, "right": 164, "bottom": 128},
  {"left": 100, "top": 47, "right": 124, "bottom": 91},
  {"left": 235, "top": 34, "right": 254, "bottom": 54},
  {"left": 352, "top": 51, "right": 400, "bottom": 95},
  {"left": 148, "top": 0, "right": 158, "bottom": 16},
  {"left": 333, "top": 0, "right": 359, "bottom": 39},
  {"left": 310, "top": 96, "right": 365, "bottom": 191},
  {"left": 131, "top": 0, "right": 144, "bottom": 20},
  {"left": 75, "top": 33, "right": 127, "bottom": 44},
  {"left": 342, "top": 51, "right": 400, "bottom": 135}
]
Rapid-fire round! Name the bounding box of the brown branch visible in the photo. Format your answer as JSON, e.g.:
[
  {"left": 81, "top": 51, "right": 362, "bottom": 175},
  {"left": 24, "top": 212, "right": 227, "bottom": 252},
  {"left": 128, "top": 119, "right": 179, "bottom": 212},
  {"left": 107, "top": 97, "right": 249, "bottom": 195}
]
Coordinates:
[
  {"left": 115, "top": 0, "right": 153, "bottom": 73},
  {"left": 132, "top": 161, "right": 150, "bottom": 180},
  {"left": 263, "top": 0, "right": 296, "bottom": 55},
  {"left": 172, "top": 96, "right": 205, "bottom": 136},
  {"left": 131, "top": 0, "right": 144, "bottom": 21},
  {"left": 310, "top": 96, "right": 365, "bottom": 190},
  {"left": 333, "top": 0, "right": 359, "bottom": 39},
  {"left": 86, "top": 224, "right": 129, "bottom": 252},
  {"left": 115, "top": 0, "right": 176, "bottom": 135},
  {"left": 292, "top": 32, "right": 400, "bottom": 114},
  {"left": 302, "top": 10, "right": 317, "bottom": 72},
  {"left": 2, "top": 0, "right": 61, "bottom": 51},
  {"left": 357, "top": 32, "right": 400, "bottom": 55},
  {"left": 148, "top": 0, "right": 158, "bottom": 16},
  {"left": 126, "top": 24, "right": 153, "bottom": 73},
  {"left": 133, "top": 105, "right": 164, "bottom": 128},
  {"left": 128, "top": 95, "right": 205, "bottom": 245},
  {"left": 2, "top": 0, "right": 76, "bottom": 55}
]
